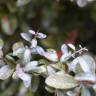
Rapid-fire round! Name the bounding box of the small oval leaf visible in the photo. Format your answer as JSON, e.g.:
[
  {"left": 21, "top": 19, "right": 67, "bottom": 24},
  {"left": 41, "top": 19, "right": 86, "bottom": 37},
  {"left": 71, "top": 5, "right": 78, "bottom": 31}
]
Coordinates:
[
  {"left": 21, "top": 33, "right": 32, "bottom": 42},
  {"left": 45, "top": 71, "right": 78, "bottom": 89}
]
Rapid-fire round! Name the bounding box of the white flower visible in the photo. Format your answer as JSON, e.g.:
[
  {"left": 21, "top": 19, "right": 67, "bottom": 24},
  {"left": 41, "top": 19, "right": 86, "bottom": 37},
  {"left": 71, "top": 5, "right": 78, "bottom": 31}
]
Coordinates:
[{"left": 12, "top": 64, "right": 31, "bottom": 88}]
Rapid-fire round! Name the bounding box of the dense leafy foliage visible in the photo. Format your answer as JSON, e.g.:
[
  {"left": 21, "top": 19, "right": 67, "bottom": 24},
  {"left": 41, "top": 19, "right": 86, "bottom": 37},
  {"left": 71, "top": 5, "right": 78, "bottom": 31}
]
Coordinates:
[{"left": 0, "top": 0, "right": 96, "bottom": 96}]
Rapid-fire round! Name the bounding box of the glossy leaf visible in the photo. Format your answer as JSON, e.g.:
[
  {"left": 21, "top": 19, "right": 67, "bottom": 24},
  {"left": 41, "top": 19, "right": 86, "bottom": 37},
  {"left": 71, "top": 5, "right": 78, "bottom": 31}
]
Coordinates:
[
  {"left": 45, "top": 71, "right": 78, "bottom": 89},
  {"left": 61, "top": 44, "right": 68, "bottom": 54},
  {"left": 37, "top": 32, "right": 47, "bottom": 39},
  {"left": 24, "top": 61, "right": 38, "bottom": 72},
  {"left": 0, "top": 65, "right": 14, "bottom": 80},
  {"left": 12, "top": 42, "right": 24, "bottom": 51},
  {"left": 36, "top": 46, "right": 45, "bottom": 56},
  {"left": 78, "top": 56, "right": 91, "bottom": 73},
  {"left": 13, "top": 64, "right": 31, "bottom": 88},
  {"left": 29, "top": 30, "right": 35, "bottom": 35},
  {"left": 23, "top": 48, "right": 31, "bottom": 64},
  {"left": 21, "top": 33, "right": 32, "bottom": 42},
  {"left": 44, "top": 49, "right": 58, "bottom": 62},
  {"left": 47, "top": 65, "right": 56, "bottom": 75}
]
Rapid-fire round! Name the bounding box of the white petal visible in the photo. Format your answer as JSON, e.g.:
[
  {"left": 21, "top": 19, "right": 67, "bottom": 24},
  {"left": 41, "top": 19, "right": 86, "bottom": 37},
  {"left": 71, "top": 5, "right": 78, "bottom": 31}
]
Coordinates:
[
  {"left": 29, "top": 30, "right": 35, "bottom": 35},
  {"left": 78, "top": 56, "right": 91, "bottom": 73},
  {"left": 67, "top": 44, "right": 75, "bottom": 50},
  {"left": 0, "top": 65, "right": 14, "bottom": 80},
  {"left": 24, "top": 61, "right": 38, "bottom": 72},
  {"left": 44, "top": 50, "right": 58, "bottom": 62},
  {"left": 37, "top": 32, "right": 47, "bottom": 39},
  {"left": 30, "top": 39, "right": 37, "bottom": 48},
  {"left": 21, "top": 33, "right": 32, "bottom": 42},
  {"left": 23, "top": 48, "right": 31, "bottom": 64},
  {"left": 36, "top": 46, "right": 45, "bottom": 56},
  {"left": 61, "top": 44, "right": 68, "bottom": 54},
  {"left": 76, "top": 0, "right": 87, "bottom": 7}
]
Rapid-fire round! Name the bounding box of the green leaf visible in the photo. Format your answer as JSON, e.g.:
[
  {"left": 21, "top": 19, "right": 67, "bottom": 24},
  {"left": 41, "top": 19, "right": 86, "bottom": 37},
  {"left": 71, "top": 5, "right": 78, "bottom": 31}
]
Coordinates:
[
  {"left": 12, "top": 42, "right": 25, "bottom": 58},
  {"left": 0, "top": 50, "right": 3, "bottom": 58},
  {"left": 45, "top": 71, "right": 78, "bottom": 89},
  {"left": 31, "top": 76, "right": 39, "bottom": 92},
  {"left": 0, "top": 38, "right": 4, "bottom": 49},
  {"left": 0, "top": 65, "right": 14, "bottom": 80},
  {"left": 45, "top": 86, "right": 55, "bottom": 93},
  {"left": 51, "top": 62, "right": 66, "bottom": 71},
  {"left": 21, "top": 33, "right": 32, "bottom": 42},
  {"left": 24, "top": 61, "right": 38, "bottom": 72},
  {"left": 1, "top": 16, "right": 15, "bottom": 35},
  {"left": 81, "top": 86, "right": 91, "bottom": 96},
  {"left": 5, "top": 54, "right": 16, "bottom": 68},
  {"left": 12, "top": 42, "right": 24, "bottom": 51},
  {"left": 56, "top": 90, "right": 67, "bottom": 96}
]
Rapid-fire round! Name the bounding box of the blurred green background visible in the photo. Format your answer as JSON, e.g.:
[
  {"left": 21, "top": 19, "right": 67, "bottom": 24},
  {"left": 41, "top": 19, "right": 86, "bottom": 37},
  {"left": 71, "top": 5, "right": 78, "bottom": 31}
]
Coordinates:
[{"left": 0, "top": 0, "right": 96, "bottom": 96}]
